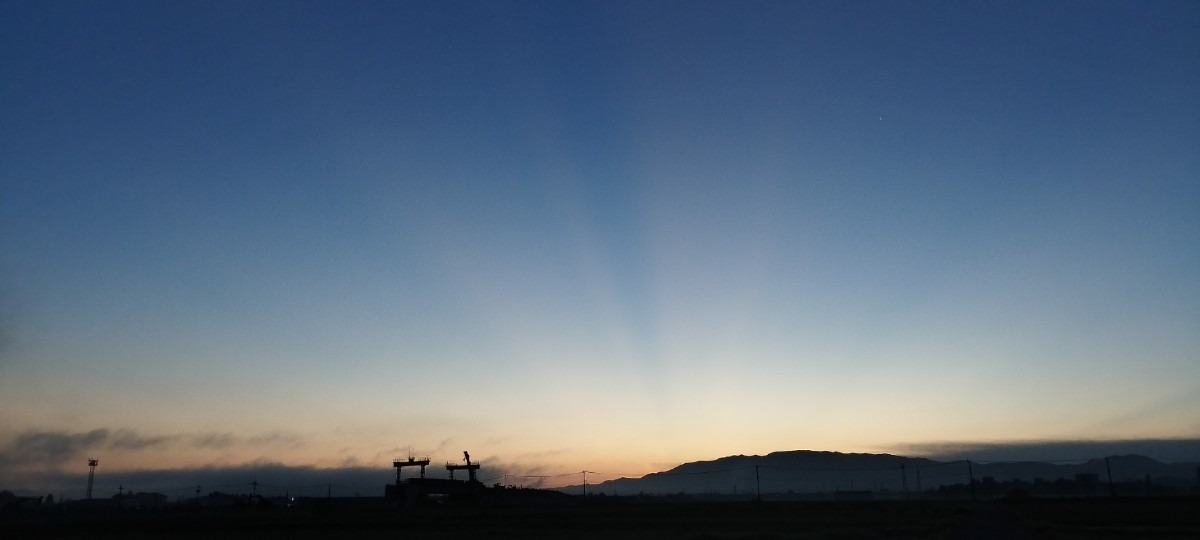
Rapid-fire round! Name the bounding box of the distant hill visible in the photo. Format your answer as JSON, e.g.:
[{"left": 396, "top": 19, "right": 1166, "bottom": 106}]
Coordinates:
[{"left": 558, "top": 450, "right": 1200, "bottom": 496}]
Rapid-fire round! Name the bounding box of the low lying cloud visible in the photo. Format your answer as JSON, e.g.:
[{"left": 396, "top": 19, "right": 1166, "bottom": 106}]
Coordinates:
[
  {"left": 470, "top": 453, "right": 582, "bottom": 489},
  {"left": 109, "top": 429, "right": 174, "bottom": 451},
  {"left": 891, "top": 438, "right": 1200, "bottom": 463},
  {"left": 0, "top": 429, "right": 574, "bottom": 494},
  {"left": 0, "top": 429, "right": 110, "bottom": 467},
  {"left": 0, "top": 428, "right": 308, "bottom": 470},
  {"left": 191, "top": 432, "right": 237, "bottom": 449},
  {"left": 246, "top": 432, "right": 305, "bottom": 448},
  {"left": 0, "top": 456, "right": 573, "bottom": 498}
]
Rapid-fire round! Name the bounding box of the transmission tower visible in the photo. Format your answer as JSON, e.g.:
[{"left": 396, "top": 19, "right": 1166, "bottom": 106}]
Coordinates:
[{"left": 86, "top": 458, "right": 99, "bottom": 500}]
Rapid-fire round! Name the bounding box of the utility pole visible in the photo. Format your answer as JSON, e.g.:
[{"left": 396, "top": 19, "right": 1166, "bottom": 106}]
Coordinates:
[
  {"left": 582, "top": 471, "right": 588, "bottom": 497},
  {"left": 196, "top": 485, "right": 201, "bottom": 502},
  {"left": 755, "top": 465, "right": 761, "bottom": 502},
  {"left": 1105, "top": 457, "right": 1116, "bottom": 498},
  {"left": 327, "top": 483, "right": 332, "bottom": 499},
  {"left": 967, "top": 460, "right": 976, "bottom": 501}
]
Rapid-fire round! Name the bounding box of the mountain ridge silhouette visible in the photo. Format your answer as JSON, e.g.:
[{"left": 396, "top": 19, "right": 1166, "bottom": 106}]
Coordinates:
[{"left": 563, "top": 450, "right": 1199, "bottom": 496}]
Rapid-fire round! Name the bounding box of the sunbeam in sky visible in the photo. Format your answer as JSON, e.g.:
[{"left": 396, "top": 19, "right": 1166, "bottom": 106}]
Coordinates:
[{"left": 1, "top": 0, "right": 1197, "bottom": 493}]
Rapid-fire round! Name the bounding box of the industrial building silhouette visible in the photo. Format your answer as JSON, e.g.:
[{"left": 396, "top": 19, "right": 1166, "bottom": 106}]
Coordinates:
[{"left": 384, "top": 450, "right": 484, "bottom": 505}]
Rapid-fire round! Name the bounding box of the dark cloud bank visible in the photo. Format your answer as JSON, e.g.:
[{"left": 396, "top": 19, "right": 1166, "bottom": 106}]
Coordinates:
[
  {"left": 4, "top": 460, "right": 552, "bottom": 499},
  {"left": 0, "top": 428, "right": 304, "bottom": 470},
  {"left": 0, "top": 428, "right": 552, "bottom": 497},
  {"left": 895, "top": 438, "right": 1200, "bottom": 463}
]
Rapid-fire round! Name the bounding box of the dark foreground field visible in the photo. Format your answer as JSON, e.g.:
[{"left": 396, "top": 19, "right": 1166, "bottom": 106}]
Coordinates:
[
  {"left": 1003, "top": 497, "right": 1200, "bottom": 539},
  {"left": 5, "top": 498, "right": 1199, "bottom": 539}
]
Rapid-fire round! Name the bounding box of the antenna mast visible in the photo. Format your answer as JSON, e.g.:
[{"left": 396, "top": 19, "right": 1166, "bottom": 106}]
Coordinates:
[{"left": 86, "top": 458, "right": 99, "bottom": 500}]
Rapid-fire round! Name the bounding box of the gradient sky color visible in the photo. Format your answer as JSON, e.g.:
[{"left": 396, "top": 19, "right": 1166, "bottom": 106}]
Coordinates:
[{"left": 2, "top": 1, "right": 1198, "bottom": 487}]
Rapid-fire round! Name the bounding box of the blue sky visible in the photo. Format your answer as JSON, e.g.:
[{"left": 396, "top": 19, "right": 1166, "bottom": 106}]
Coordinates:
[{"left": 2, "top": 1, "right": 1197, "bottom": 490}]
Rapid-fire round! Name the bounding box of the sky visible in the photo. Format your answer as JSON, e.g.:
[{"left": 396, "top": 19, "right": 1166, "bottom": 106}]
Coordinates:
[{"left": 2, "top": 0, "right": 1198, "bottom": 495}]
